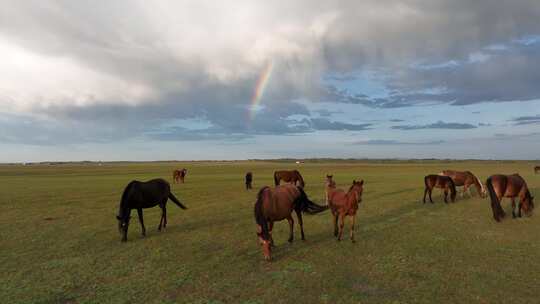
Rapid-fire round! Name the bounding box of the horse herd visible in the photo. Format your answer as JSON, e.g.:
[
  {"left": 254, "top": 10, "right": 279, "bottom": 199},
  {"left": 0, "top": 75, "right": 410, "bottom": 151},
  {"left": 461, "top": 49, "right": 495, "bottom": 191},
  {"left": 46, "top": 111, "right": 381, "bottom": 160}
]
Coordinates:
[{"left": 116, "top": 166, "right": 537, "bottom": 261}]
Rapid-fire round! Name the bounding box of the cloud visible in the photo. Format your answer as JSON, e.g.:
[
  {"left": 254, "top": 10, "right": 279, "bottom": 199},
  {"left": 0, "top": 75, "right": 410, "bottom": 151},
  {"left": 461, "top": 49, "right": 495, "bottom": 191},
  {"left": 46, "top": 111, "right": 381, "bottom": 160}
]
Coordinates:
[
  {"left": 391, "top": 121, "right": 478, "bottom": 130},
  {"left": 0, "top": 1, "right": 540, "bottom": 147},
  {"left": 510, "top": 114, "right": 540, "bottom": 125},
  {"left": 351, "top": 139, "right": 445, "bottom": 145}
]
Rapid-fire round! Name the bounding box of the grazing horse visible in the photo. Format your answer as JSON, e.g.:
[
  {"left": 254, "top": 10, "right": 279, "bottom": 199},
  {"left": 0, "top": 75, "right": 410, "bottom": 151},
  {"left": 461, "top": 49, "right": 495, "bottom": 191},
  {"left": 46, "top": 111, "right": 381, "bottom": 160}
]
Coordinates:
[
  {"left": 439, "top": 170, "right": 486, "bottom": 198},
  {"left": 245, "top": 172, "right": 253, "bottom": 190},
  {"left": 423, "top": 175, "right": 457, "bottom": 204},
  {"left": 172, "top": 168, "right": 187, "bottom": 183},
  {"left": 274, "top": 170, "right": 305, "bottom": 188},
  {"left": 324, "top": 174, "right": 336, "bottom": 205},
  {"left": 254, "top": 184, "right": 327, "bottom": 261},
  {"left": 116, "top": 178, "right": 187, "bottom": 242},
  {"left": 535, "top": 166, "right": 540, "bottom": 174},
  {"left": 486, "top": 174, "right": 534, "bottom": 222},
  {"left": 327, "top": 180, "right": 364, "bottom": 242}
]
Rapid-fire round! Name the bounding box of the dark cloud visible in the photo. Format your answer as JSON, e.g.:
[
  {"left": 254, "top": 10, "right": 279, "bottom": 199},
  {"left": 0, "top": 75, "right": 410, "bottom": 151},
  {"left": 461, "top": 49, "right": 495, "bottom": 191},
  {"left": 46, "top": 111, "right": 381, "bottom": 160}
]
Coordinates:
[
  {"left": 308, "top": 118, "right": 372, "bottom": 131},
  {"left": 351, "top": 139, "right": 445, "bottom": 145},
  {"left": 510, "top": 114, "right": 540, "bottom": 125},
  {"left": 391, "top": 121, "right": 478, "bottom": 130}
]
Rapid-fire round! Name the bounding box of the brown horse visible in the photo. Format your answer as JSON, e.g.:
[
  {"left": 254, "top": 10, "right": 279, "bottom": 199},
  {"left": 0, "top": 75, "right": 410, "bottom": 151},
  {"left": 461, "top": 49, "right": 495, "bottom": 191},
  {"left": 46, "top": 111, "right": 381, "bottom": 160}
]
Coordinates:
[
  {"left": 172, "top": 168, "right": 187, "bottom": 183},
  {"left": 486, "top": 174, "right": 534, "bottom": 222},
  {"left": 274, "top": 170, "right": 305, "bottom": 188},
  {"left": 254, "top": 184, "right": 327, "bottom": 261},
  {"left": 423, "top": 175, "right": 457, "bottom": 204},
  {"left": 439, "top": 170, "right": 486, "bottom": 198},
  {"left": 535, "top": 166, "right": 540, "bottom": 174},
  {"left": 245, "top": 172, "right": 253, "bottom": 190},
  {"left": 327, "top": 180, "right": 364, "bottom": 242},
  {"left": 325, "top": 174, "right": 336, "bottom": 205}
]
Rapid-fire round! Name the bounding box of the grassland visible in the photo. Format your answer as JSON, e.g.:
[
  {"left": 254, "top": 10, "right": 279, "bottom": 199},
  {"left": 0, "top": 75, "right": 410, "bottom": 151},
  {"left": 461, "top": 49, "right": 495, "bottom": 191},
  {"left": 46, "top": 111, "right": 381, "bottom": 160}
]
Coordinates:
[{"left": 1, "top": 160, "right": 539, "bottom": 304}]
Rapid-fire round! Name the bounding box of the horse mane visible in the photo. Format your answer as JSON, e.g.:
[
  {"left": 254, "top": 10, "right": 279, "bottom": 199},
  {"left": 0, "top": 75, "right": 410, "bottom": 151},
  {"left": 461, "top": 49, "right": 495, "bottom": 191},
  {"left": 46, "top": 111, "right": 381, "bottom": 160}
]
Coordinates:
[
  {"left": 469, "top": 172, "right": 485, "bottom": 193},
  {"left": 294, "top": 170, "right": 305, "bottom": 187},
  {"left": 446, "top": 176, "right": 457, "bottom": 200},
  {"left": 119, "top": 181, "right": 137, "bottom": 218},
  {"left": 254, "top": 187, "right": 270, "bottom": 240}
]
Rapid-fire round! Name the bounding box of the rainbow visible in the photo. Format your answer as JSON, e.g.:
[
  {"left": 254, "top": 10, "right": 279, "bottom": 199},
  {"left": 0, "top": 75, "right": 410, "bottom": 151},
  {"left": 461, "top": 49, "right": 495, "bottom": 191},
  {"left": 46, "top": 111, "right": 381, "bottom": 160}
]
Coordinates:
[{"left": 248, "top": 61, "right": 274, "bottom": 121}]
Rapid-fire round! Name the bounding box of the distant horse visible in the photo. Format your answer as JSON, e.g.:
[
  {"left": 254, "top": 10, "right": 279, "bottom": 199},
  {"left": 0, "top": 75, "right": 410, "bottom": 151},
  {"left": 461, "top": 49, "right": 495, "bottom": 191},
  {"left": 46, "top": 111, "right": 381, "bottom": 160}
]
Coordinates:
[
  {"left": 324, "top": 174, "right": 336, "bottom": 205},
  {"left": 254, "top": 184, "right": 327, "bottom": 261},
  {"left": 245, "top": 172, "right": 253, "bottom": 190},
  {"left": 486, "top": 174, "right": 534, "bottom": 222},
  {"left": 327, "top": 180, "right": 364, "bottom": 242},
  {"left": 423, "top": 175, "right": 457, "bottom": 204},
  {"left": 439, "top": 170, "right": 486, "bottom": 198},
  {"left": 274, "top": 170, "right": 305, "bottom": 188},
  {"left": 116, "top": 178, "right": 187, "bottom": 242},
  {"left": 172, "top": 168, "right": 187, "bottom": 183},
  {"left": 535, "top": 166, "right": 540, "bottom": 174}
]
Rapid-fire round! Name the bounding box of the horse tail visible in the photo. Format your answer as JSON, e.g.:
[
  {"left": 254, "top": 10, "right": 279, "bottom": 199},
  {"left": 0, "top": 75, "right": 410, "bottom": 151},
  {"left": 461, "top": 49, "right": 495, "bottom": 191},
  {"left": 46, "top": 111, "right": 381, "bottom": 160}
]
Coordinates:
[
  {"left": 254, "top": 187, "right": 270, "bottom": 240},
  {"left": 168, "top": 193, "right": 187, "bottom": 209},
  {"left": 295, "top": 187, "right": 328, "bottom": 214},
  {"left": 295, "top": 170, "right": 305, "bottom": 188},
  {"left": 448, "top": 177, "right": 457, "bottom": 202},
  {"left": 274, "top": 172, "right": 280, "bottom": 186},
  {"left": 486, "top": 176, "right": 503, "bottom": 221}
]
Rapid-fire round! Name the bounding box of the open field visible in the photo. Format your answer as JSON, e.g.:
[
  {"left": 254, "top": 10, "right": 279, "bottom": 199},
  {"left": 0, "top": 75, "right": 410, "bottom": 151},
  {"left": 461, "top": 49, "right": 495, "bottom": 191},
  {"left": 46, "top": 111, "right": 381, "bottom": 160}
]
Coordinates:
[{"left": 1, "top": 160, "right": 539, "bottom": 304}]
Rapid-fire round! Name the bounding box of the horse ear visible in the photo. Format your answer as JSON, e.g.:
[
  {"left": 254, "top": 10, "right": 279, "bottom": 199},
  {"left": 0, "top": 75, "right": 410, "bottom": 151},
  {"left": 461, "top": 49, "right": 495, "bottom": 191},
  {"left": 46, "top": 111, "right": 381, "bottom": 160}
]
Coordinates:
[
  {"left": 352, "top": 179, "right": 356, "bottom": 184},
  {"left": 359, "top": 180, "right": 364, "bottom": 185},
  {"left": 116, "top": 215, "right": 121, "bottom": 220}
]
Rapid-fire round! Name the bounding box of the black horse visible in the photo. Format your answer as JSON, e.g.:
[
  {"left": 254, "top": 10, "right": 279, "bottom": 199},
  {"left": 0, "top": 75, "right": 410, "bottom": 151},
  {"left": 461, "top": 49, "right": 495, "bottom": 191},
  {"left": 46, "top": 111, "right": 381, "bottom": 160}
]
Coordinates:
[
  {"left": 245, "top": 172, "right": 253, "bottom": 190},
  {"left": 116, "top": 178, "right": 187, "bottom": 242}
]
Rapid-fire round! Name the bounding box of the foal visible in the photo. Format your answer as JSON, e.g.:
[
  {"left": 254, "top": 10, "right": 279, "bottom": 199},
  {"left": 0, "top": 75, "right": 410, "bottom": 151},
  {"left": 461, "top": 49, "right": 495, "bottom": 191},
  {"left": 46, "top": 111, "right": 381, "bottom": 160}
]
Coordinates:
[
  {"left": 327, "top": 180, "right": 364, "bottom": 242},
  {"left": 423, "top": 175, "right": 457, "bottom": 204}
]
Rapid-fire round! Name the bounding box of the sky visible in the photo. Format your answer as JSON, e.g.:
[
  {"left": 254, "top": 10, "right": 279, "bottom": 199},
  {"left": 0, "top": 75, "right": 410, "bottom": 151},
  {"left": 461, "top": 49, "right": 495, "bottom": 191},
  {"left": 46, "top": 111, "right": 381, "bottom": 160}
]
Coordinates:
[{"left": 1, "top": 0, "right": 540, "bottom": 162}]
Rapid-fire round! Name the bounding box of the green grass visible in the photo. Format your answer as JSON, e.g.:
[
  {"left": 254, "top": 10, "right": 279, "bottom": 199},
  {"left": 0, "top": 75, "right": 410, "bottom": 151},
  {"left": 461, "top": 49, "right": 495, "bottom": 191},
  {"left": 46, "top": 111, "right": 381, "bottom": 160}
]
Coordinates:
[{"left": 1, "top": 160, "right": 539, "bottom": 303}]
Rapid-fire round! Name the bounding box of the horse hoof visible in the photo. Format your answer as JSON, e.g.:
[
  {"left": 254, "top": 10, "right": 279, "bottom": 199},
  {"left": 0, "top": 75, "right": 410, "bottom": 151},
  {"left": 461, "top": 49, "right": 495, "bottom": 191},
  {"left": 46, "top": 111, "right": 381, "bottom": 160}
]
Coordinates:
[{"left": 351, "top": 239, "right": 355, "bottom": 243}]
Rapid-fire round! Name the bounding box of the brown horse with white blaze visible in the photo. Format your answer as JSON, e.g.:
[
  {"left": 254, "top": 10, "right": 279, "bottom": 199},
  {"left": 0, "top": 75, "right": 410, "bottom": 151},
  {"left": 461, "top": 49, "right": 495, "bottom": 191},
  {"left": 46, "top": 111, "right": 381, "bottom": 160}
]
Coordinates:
[
  {"left": 423, "top": 175, "right": 457, "bottom": 204},
  {"left": 172, "top": 168, "right": 187, "bottom": 183},
  {"left": 439, "top": 170, "right": 486, "bottom": 198},
  {"left": 254, "top": 184, "right": 327, "bottom": 261},
  {"left": 274, "top": 170, "right": 305, "bottom": 188},
  {"left": 327, "top": 180, "right": 364, "bottom": 242},
  {"left": 486, "top": 174, "right": 534, "bottom": 222}
]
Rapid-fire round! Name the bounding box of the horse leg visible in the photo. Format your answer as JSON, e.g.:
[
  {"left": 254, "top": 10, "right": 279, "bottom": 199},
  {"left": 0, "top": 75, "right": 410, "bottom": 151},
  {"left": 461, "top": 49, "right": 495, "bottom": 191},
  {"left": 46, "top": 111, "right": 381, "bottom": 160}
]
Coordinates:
[
  {"left": 337, "top": 214, "right": 345, "bottom": 241},
  {"left": 429, "top": 189, "right": 434, "bottom": 203},
  {"left": 350, "top": 214, "right": 356, "bottom": 243},
  {"left": 511, "top": 198, "right": 516, "bottom": 218},
  {"left": 462, "top": 184, "right": 468, "bottom": 198},
  {"left": 443, "top": 189, "right": 449, "bottom": 204},
  {"left": 518, "top": 202, "right": 523, "bottom": 218},
  {"left": 269, "top": 221, "right": 275, "bottom": 247},
  {"left": 333, "top": 212, "right": 339, "bottom": 237},
  {"left": 287, "top": 216, "right": 294, "bottom": 243},
  {"left": 137, "top": 208, "right": 146, "bottom": 237},
  {"left": 158, "top": 204, "right": 165, "bottom": 231},
  {"left": 295, "top": 210, "right": 305, "bottom": 241},
  {"left": 162, "top": 205, "right": 167, "bottom": 229},
  {"left": 423, "top": 187, "right": 428, "bottom": 204}
]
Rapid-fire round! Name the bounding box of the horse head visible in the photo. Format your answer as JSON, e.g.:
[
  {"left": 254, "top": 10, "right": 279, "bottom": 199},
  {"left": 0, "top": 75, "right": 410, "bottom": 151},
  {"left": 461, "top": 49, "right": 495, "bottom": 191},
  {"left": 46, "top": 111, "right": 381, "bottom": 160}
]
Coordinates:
[
  {"left": 521, "top": 192, "right": 535, "bottom": 216},
  {"left": 349, "top": 180, "right": 364, "bottom": 203},
  {"left": 256, "top": 225, "right": 272, "bottom": 261},
  {"left": 116, "top": 213, "right": 131, "bottom": 241}
]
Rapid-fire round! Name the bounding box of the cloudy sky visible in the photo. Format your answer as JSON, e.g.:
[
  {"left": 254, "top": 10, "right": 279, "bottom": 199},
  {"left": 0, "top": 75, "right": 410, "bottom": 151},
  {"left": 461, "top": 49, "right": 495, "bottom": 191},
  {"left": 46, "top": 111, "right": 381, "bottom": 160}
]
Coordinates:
[{"left": 1, "top": 0, "right": 540, "bottom": 162}]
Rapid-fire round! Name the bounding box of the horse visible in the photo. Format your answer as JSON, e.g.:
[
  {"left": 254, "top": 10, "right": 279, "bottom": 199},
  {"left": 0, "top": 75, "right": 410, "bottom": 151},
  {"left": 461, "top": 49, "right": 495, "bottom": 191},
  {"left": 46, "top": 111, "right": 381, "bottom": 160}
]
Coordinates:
[
  {"left": 423, "top": 175, "right": 457, "bottom": 204},
  {"left": 535, "top": 166, "right": 540, "bottom": 174},
  {"left": 486, "top": 174, "right": 534, "bottom": 222},
  {"left": 324, "top": 174, "right": 336, "bottom": 205},
  {"left": 172, "top": 168, "right": 187, "bottom": 183},
  {"left": 439, "top": 170, "right": 486, "bottom": 198},
  {"left": 116, "top": 178, "right": 187, "bottom": 242},
  {"left": 245, "top": 172, "right": 253, "bottom": 190},
  {"left": 254, "top": 184, "right": 327, "bottom": 261},
  {"left": 274, "top": 170, "right": 305, "bottom": 188},
  {"left": 327, "top": 180, "right": 364, "bottom": 242}
]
